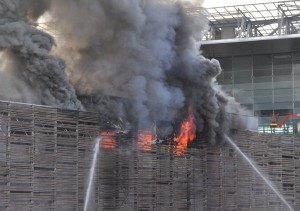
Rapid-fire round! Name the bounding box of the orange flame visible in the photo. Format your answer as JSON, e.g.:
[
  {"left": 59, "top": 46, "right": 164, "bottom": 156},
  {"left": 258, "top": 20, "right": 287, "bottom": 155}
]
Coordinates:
[
  {"left": 174, "top": 106, "right": 196, "bottom": 155},
  {"left": 100, "top": 131, "right": 117, "bottom": 149},
  {"left": 138, "top": 130, "right": 153, "bottom": 151},
  {"left": 101, "top": 138, "right": 116, "bottom": 149},
  {"left": 100, "top": 131, "right": 117, "bottom": 136}
]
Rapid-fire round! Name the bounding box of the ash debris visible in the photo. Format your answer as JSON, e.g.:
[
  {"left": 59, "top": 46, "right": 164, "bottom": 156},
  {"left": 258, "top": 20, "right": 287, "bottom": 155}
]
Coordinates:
[{"left": 0, "top": 0, "right": 255, "bottom": 144}]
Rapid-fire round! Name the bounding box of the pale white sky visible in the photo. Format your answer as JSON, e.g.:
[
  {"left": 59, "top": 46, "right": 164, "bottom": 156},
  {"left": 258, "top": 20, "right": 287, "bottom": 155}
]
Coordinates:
[{"left": 203, "top": 0, "right": 287, "bottom": 8}]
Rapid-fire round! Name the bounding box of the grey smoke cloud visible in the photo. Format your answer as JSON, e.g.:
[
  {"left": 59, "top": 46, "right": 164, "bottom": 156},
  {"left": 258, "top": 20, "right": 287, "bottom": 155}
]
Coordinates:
[
  {"left": 0, "top": 51, "right": 39, "bottom": 103},
  {"left": 0, "top": 0, "right": 83, "bottom": 109},
  {"left": 48, "top": 0, "right": 186, "bottom": 126},
  {"left": 0, "top": 0, "right": 255, "bottom": 143}
]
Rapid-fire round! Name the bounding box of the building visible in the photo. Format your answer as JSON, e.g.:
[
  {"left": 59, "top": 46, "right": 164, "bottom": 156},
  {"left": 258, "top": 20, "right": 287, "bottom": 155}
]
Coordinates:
[{"left": 197, "top": 0, "right": 300, "bottom": 134}]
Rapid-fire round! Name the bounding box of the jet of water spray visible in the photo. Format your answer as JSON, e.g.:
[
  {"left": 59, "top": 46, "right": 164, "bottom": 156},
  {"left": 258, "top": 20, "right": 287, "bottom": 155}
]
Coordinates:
[
  {"left": 84, "top": 137, "right": 101, "bottom": 211},
  {"left": 225, "top": 135, "right": 294, "bottom": 211}
]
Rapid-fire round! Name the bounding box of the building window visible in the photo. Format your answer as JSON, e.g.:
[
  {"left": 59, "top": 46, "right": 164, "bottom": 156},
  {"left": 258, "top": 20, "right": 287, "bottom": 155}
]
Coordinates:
[
  {"left": 253, "top": 54, "right": 272, "bottom": 77},
  {"left": 273, "top": 53, "right": 292, "bottom": 76}
]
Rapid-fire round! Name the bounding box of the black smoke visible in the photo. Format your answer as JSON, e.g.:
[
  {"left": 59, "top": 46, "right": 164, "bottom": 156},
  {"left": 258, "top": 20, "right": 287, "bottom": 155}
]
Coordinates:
[{"left": 0, "top": 0, "right": 255, "bottom": 144}]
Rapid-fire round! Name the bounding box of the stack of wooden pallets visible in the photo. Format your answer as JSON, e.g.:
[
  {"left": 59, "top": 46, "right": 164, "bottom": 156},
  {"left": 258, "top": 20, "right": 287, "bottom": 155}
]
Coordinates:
[
  {"left": 0, "top": 101, "right": 9, "bottom": 210},
  {"left": 8, "top": 103, "right": 34, "bottom": 211},
  {"left": 33, "top": 105, "right": 56, "bottom": 211},
  {"left": 1, "top": 100, "right": 300, "bottom": 210}
]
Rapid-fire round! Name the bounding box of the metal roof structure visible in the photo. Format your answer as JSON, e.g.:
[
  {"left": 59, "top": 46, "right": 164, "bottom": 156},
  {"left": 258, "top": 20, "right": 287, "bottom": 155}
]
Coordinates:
[{"left": 186, "top": 0, "right": 300, "bottom": 40}]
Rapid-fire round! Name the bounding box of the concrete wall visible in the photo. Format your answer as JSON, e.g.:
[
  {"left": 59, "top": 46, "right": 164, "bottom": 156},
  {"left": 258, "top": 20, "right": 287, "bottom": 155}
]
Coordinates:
[{"left": 0, "top": 101, "right": 299, "bottom": 210}]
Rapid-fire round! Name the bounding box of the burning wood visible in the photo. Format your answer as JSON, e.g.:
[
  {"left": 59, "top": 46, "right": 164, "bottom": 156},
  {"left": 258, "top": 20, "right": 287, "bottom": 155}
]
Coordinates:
[
  {"left": 173, "top": 106, "right": 196, "bottom": 155},
  {"left": 138, "top": 130, "right": 153, "bottom": 151},
  {"left": 101, "top": 138, "right": 116, "bottom": 149},
  {"left": 100, "top": 131, "right": 117, "bottom": 149}
]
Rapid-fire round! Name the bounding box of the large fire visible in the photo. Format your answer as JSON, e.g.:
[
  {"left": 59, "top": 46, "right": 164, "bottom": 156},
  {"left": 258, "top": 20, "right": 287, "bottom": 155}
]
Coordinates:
[
  {"left": 138, "top": 130, "right": 153, "bottom": 151},
  {"left": 98, "top": 109, "right": 196, "bottom": 154},
  {"left": 174, "top": 105, "right": 196, "bottom": 155}
]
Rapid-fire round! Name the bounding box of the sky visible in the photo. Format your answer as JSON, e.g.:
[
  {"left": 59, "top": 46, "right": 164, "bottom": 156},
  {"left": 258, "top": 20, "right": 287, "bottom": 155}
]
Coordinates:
[{"left": 203, "top": 0, "right": 287, "bottom": 8}]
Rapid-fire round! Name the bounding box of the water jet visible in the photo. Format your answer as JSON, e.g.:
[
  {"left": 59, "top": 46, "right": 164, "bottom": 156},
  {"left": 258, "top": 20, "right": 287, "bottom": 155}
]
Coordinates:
[
  {"left": 84, "top": 137, "right": 101, "bottom": 211},
  {"left": 225, "top": 134, "right": 294, "bottom": 211}
]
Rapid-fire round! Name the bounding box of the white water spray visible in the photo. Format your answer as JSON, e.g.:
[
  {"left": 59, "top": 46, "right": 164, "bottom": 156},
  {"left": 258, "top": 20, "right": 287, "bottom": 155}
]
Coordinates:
[
  {"left": 225, "top": 135, "right": 294, "bottom": 211},
  {"left": 84, "top": 137, "right": 101, "bottom": 211}
]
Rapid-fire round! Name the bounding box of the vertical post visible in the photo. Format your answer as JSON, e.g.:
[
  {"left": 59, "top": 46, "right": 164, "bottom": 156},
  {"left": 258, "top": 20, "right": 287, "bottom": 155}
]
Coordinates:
[
  {"left": 211, "top": 26, "right": 216, "bottom": 40},
  {"left": 237, "top": 9, "right": 241, "bottom": 38},
  {"left": 247, "top": 23, "right": 252, "bottom": 37},
  {"left": 240, "top": 16, "right": 247, "bottom": 38},
  {"left": 286, "top": 19, "right": 290, "bottom": 35},
  {"left": 278, "top": 5, "right": 285, "bottom": 35}
]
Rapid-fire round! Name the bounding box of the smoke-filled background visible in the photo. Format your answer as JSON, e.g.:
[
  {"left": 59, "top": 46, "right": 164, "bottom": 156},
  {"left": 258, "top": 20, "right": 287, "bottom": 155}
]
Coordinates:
[{"left": 0, "top": 0, "right": 254, "bottom": 144}]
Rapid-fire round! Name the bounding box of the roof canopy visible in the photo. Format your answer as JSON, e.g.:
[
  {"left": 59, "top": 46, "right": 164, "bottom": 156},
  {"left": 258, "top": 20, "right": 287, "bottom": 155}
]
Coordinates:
[{"left": 186, "top": 0, "right": 300, "bottom": 40}]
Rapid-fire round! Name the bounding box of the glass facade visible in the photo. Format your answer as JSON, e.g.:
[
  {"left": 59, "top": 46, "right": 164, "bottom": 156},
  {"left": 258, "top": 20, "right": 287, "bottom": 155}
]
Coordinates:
[{"left": 216, "top": 52, "right": 300, "bottom": 134}]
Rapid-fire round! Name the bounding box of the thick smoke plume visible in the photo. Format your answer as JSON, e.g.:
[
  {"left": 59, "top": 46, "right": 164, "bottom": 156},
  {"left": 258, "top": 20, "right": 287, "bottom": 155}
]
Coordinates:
[
  {"left": 0, "top": 0, "right": 82, "bottom": 109},
  {"left": 0, "top": 0, "right": 254, "bottom": 144}
]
